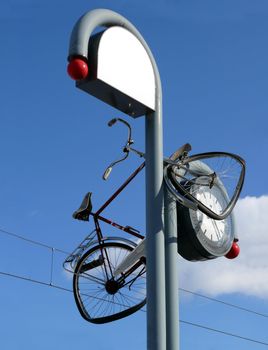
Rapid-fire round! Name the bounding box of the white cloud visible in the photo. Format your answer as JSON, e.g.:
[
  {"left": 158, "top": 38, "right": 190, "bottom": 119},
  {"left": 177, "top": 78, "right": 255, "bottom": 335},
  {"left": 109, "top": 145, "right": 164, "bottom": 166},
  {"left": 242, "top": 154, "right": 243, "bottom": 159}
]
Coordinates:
[{"left": 179, "top": 196, "right": 268, "bottom": 299}]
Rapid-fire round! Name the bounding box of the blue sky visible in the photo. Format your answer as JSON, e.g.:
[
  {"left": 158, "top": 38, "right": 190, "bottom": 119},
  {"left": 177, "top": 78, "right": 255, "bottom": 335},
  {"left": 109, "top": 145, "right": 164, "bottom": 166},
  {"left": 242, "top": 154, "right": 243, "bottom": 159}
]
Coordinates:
[{"left": 1, "top": 0, "right": 268, "bottom": 349}]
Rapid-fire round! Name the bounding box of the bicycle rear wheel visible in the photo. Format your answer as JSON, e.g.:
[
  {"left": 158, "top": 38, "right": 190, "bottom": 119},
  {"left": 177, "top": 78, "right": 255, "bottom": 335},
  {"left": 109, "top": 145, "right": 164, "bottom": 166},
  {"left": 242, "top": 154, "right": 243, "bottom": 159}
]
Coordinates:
[{"left": 73, "top": 241, "right": 146, "bottom": 324}]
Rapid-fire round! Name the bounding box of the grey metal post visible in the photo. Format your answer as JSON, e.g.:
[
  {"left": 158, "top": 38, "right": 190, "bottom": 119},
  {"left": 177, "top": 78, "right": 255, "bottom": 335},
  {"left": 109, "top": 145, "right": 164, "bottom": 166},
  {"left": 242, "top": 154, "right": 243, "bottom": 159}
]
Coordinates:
[
  {"left": 164, "top": 188, "right": 179, "bottom": 350},
  {"left": 145, "top": 108, "right": 166, "bottom": 350},
  {"left": 68, "top": 9, "right": 177, "bottom": 350}
]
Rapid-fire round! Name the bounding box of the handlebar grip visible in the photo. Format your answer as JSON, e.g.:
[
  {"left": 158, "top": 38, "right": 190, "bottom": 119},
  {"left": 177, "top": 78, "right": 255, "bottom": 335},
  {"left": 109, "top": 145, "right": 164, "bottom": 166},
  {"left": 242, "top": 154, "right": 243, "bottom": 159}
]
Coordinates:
[
  {"left": 103, "top": 166, "right": 113, "bottom": 180},
  {"left": 108, "top": 118, "right": 117, "bottom": 127}
]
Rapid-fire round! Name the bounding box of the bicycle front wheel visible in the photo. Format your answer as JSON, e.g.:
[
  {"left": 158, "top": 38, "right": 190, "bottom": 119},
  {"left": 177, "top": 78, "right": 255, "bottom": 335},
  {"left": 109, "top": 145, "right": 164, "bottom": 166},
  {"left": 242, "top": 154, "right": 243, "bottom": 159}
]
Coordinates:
[
  {"left": 165, "top": 152, "right": 245, "bottom": 220},
  {"left": 73, "top": 242, "right": 146, "bottom": 324}
]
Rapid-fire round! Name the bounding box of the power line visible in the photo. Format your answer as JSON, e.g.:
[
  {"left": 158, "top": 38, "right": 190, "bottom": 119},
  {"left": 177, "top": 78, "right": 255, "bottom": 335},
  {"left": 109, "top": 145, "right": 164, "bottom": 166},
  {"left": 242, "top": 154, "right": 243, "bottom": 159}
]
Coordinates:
[
  {"left": 0, "top": 270, "right": 72, "bottom": 293},
  {"left": 181, "top": 320, "right": 268, "bottom": 347},
  {"left": 179, "top": 288, "right": 268, "bottom": 319},
  {"left": 1, "top": 227, "right": 268, "bottom": 319},
  {"left": 1, "top": 269, "right": 268, "bottom": 347},
  {"left": 0, "top": 270, "right": 144, "bottom": 309},
  {"left": 0, "top": 227, "right": 69, "bottom": 255}
]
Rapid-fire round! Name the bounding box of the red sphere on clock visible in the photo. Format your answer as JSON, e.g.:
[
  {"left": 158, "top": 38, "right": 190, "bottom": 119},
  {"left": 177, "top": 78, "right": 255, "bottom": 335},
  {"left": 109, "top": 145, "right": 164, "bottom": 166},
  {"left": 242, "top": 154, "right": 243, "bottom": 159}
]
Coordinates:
[{"left": 225, "top": 241, "right": 240, "bottom": 259}]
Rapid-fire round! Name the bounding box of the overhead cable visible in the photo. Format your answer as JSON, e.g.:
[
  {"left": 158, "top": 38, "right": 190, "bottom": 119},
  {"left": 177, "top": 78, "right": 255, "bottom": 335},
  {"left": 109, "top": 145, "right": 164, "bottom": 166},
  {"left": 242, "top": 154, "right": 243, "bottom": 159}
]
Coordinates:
[
  {"left": 1, "top": 269, "right": 268, "bottom": 347},
  {"left": 1, "top": 227, "right": 268, "bottom": 319}
]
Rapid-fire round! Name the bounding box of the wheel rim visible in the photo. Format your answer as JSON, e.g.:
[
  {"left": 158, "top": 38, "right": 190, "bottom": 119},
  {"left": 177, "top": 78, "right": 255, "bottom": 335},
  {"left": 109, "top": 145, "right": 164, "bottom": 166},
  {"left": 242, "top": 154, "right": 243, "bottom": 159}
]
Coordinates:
[{"left": 73, "top": 242, "right": 146, "bottom": 324}]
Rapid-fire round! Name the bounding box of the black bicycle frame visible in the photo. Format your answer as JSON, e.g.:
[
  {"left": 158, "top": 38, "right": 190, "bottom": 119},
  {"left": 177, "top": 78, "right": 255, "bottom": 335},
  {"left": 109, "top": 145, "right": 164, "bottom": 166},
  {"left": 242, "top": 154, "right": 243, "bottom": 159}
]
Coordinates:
[
  {"left": 90, "top": 161, "right": 145, "bottom": 241},
  {"left": 84, "top": 161, "right": 145, "bottom": 282}
]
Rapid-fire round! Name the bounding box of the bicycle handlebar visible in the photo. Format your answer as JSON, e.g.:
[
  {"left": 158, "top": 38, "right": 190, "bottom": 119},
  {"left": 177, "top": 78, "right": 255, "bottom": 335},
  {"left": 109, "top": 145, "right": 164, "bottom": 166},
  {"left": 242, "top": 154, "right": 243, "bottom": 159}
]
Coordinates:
[
  {"left": 103, "top": 118, "right": 193, "bottom": 180},
  {"left": 102, "top": 118, "right": 134, "bottom": 180},
  {"left": 108, "top": 118, "right": 133, "bottom": 145}
]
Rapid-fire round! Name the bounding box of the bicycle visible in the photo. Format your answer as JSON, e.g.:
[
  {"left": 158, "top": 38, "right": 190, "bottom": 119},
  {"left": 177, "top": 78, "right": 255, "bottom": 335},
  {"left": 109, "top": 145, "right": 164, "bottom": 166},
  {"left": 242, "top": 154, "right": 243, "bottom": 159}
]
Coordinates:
[{"left": 64, "top": 118, "right": 245, "bottom": 324}]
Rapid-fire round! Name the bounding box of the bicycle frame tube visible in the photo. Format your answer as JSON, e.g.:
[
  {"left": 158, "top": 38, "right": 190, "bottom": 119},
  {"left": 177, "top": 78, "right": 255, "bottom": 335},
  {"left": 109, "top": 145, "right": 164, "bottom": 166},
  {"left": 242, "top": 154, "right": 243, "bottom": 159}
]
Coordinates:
[
  {"left": 93, "top": 217, "right": 112, "bottom": 279},
  {"left": 96, "top": 215, "right": 144, "bottom": 240},
  {"left": 116, "top": 259, "right": 145, "bottom": 285},
  {"left": 93, "top": 209, "right": 145, "bottom": 287},
  {"left": 86, "top": 162, "right": 146, "bottom": 280},
  {"left": 95, "top": 162, "right": 145, "bottom": 216},
  {"left": 85, "top": 162, "right": 145, "bottom": 244}
]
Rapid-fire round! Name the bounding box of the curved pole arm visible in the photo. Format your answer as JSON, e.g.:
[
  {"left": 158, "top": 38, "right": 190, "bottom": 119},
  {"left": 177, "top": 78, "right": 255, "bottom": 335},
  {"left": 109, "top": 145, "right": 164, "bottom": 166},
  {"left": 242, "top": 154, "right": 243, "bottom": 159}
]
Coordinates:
[{"left": 68, "top": 8, "right": 161, "bottom": 102}]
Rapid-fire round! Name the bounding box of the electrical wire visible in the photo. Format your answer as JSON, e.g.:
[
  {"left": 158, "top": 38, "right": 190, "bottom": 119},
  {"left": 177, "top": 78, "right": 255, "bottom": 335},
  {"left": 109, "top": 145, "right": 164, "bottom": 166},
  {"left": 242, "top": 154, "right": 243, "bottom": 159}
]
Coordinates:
[
  {"left": 1, "top": 226, "right": 268, "bottom": 346},
  {"left": 180, "top": 320, "right": 268, "bottom": 347},
  {"left": 1, "top": 269, "right": 268, "bottom": 347},
  {"left": 0, "top": 227, "right": 69, "bottom": 255},
  {"left": 1, "top": 226, "right": 268, "bottom": 319},
  {"left": 0, "top": 270, "right": 72, "bottom": 293},
  {"left": 179, "top": 287, "right": 268, "bottom": 319},
  {"left": 1, "top": 227, "right": 268, "bottom": 317}
]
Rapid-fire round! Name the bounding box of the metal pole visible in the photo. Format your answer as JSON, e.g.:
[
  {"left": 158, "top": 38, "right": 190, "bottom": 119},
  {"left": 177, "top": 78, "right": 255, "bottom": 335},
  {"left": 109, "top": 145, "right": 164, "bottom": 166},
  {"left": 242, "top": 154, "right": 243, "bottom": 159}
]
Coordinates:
[
  {"left": 145, "top": 109, "right": 166, "bottom": 350},
  {"left": 68, "top": 9, "right": 167, "bottom": 350},
  {"left": 164, "top": 188, "right": 179, "bottom": 350}
]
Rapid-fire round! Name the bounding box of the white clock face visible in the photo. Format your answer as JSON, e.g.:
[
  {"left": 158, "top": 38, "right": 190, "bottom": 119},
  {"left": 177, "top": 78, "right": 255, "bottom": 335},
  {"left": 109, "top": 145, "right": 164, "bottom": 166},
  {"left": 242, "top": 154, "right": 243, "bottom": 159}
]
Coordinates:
[
  {"left": 189, "top": 182, "right": 232, "bottom": 243},
  {"left": 193, "top": 209, "right": 231, "bottom": 242}
]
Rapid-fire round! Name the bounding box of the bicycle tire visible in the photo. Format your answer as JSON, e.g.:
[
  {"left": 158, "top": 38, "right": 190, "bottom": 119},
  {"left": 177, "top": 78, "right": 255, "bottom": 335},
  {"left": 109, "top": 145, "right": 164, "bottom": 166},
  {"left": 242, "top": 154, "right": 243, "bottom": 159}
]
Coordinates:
[
  {"left": 73, "top": 241, "right": 146, "bottom": 324},
  {"left": 165, "top": 152, "right": 245, "bottom": 220}
]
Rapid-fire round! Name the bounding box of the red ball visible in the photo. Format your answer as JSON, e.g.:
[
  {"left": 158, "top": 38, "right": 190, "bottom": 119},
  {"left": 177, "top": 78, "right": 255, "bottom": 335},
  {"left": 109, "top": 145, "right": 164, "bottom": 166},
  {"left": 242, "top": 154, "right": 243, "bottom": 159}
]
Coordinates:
[
  {"left": 225, "top": 242, "right": 240, "bottom": 259},
  {"left": 67, "top": 58, "right": 88, "bottom": 80}
]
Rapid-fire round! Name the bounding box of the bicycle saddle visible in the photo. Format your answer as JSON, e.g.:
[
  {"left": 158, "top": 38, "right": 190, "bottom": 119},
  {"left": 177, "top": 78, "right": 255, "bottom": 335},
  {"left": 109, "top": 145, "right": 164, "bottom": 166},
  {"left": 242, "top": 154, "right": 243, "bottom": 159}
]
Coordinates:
[{"left": 72, "top": 192, "right": 92, "bottom": 221}]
